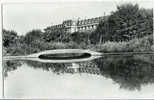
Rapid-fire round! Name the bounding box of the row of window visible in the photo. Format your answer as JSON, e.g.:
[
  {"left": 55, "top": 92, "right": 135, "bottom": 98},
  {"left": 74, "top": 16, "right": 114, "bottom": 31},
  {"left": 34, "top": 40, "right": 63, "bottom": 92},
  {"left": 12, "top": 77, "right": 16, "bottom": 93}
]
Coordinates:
[
  {"left": 77, "top": 25, "right": 97, "bottom": 30},
  {"left": 78, "top": 17, "right": 103, "bottom": 25},
  {"left": 78, "top": 20, "right": 99, "bottom": 25}
]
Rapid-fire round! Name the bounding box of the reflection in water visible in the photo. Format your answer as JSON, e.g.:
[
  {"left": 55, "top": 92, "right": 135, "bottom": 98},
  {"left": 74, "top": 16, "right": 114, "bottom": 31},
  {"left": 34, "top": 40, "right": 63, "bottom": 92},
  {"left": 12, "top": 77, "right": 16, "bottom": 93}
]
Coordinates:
[
  {"left": 3, "top": 60, "right": 22, "bottom": 77},
  {"left": 3, "top": 54, "right": 154, "bottom": 98},
  {"left": 4, "top": 54, "right": 154, "bottom": 92},
  {"left": 95, "top": 55, "right": 154, "bottom": 90},
  {"left": 24, "top": 60, "right": 101, "bottom": 75}
]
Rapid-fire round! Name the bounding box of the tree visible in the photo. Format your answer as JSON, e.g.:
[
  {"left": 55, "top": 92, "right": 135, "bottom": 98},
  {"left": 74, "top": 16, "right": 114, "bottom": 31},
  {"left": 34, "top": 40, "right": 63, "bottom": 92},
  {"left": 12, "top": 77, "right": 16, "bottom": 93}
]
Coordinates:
[
  {"left": 90, "top": 17, "right": 110, "bottom": 44},
  {"left": 43, "top": 27, "right": 68, "bottom": 42},
  {"left": 136, "top": 8, "right": 153, "bottom": 38},
  {"left": 93, "top": 3, "right": 153, "bottom": 43},
  {"left": 108, "top": 3, "right": 140, "bottom": 41},
  {"left": 24, "top": 29, "right": 43, "bottom": 45},
  {"left": 23, "top": 29, "right": 44, "bottom": 54},
  {"left": 3, "top": 29, "right": 18, "bottom": 47},
  {"left": 70, "top": 32, "right": 90, "bottom": 44}
]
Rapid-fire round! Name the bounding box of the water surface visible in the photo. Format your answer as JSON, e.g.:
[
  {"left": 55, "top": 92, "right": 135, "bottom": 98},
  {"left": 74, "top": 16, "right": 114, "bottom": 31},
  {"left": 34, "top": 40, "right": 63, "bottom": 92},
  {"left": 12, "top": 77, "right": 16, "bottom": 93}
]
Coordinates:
[{"left": 3, "top": 54, "right": 154, "bottom": 99}]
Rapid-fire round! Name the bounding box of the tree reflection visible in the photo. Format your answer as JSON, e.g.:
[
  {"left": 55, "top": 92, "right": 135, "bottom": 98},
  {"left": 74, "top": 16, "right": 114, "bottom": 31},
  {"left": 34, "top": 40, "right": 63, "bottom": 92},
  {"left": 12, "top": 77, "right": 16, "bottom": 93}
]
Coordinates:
[
  {"left": 95, "top": 54, "right": 154, "bottom": 91},
  {"left": 25, "top": 61, "right": 100, "bottom": 75},
  {"left": 3, "top": 54, "right": 154, "bottom": 91},
  {"left": 3, "top": 60, "right": 22, "bottom": 77},
  {"left": 25, "top": 61, "right": 70, "bottom": 74}
]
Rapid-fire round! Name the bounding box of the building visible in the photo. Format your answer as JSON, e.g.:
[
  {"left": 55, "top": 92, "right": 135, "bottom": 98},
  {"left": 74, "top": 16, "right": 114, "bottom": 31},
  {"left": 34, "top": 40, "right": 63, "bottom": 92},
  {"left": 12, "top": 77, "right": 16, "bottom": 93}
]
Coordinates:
[{"left": 44, "top": 16, "right": 104, "bottom": 33}]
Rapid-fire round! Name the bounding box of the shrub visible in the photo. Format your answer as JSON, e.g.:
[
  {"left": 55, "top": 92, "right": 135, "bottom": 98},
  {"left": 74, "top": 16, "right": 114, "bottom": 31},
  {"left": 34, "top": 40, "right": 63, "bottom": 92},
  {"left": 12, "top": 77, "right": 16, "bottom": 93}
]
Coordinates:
[
  {"left": 94, "top": 35, "right": 153, "bottom": 53},
  {"left": 97, "top": 41, "right": 127, "bottom": 52},
  {"left": 128, "top": 36, "right": 152, "bottom": 52},
  {"left": 151, "top": 45, "right": 154, "bottom": 51}
]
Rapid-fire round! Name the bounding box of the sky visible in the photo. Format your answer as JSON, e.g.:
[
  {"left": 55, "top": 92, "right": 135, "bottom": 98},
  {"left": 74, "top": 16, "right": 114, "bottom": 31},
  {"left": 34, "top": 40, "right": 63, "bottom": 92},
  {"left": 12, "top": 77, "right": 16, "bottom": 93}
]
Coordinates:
[{"left": 2, "top": 0, "right": 154, "bottom": 35}]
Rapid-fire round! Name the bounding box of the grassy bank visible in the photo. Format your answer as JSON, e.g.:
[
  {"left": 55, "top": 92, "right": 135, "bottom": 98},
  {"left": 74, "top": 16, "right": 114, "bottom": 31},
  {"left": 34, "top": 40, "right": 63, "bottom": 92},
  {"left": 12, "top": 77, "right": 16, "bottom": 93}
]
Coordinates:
[{"left": 90, "top": 35, "right": 153, "bottom": 53}]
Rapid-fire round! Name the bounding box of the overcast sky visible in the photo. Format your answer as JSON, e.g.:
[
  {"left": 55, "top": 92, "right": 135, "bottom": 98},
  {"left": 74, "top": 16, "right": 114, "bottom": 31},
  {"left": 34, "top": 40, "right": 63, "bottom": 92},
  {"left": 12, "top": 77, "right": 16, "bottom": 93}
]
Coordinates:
[{"left": 3, "top": 0, "right": 154, "bottom": 35}]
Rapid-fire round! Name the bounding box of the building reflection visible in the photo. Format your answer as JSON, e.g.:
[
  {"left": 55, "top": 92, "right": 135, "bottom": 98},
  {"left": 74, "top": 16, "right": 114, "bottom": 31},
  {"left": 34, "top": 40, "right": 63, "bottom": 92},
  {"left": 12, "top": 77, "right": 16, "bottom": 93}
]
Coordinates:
[{"left": 63, "top": 63, "right": 101, "bottom": 75}]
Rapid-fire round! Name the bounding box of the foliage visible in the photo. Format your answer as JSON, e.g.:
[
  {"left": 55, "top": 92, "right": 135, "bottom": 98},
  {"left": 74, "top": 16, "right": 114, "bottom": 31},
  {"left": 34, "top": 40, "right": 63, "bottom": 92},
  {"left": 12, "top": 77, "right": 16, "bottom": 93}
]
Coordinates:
[
  {"left": 91, "top": 3, "right": 153, "bottom": 43},
  {"left": 90, "top": 17, "right": 109, "bottom": 44},
  {"left": 70, "top": 32, "right": 90, "bottom": 44},
  {"left": 97, "top": 34, "right": 153, "bottom": 52},
  {"left": 43, "top": 27, "right": 70, "bottom": 42},
  {"left": 24, "top": 29, "right": 43, "bottom": 45},
  {"left": 3, "top": 29, "right": 18, "bottom": 47}
]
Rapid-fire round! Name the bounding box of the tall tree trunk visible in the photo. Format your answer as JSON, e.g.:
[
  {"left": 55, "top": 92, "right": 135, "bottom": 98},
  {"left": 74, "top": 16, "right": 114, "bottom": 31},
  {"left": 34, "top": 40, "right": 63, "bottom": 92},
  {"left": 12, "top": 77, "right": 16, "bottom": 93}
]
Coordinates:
[{"left": 99, "top": 35, "right": 103, "bottom": 44}]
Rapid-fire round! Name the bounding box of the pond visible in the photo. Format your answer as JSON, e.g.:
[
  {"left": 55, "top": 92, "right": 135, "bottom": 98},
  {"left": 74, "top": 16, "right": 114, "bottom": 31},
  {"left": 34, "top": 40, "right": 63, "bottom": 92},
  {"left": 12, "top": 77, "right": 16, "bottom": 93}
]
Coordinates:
[{"left": 3, "top": 54, "right": 154, "bottom": 99}]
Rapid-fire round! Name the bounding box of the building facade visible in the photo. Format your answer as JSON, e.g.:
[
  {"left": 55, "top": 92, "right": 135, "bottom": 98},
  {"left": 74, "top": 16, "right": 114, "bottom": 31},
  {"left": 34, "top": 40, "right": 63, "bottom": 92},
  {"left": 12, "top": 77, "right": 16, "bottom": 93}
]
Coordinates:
[{"left": 45, "top": 16, "right": 104, "bottom": 33}]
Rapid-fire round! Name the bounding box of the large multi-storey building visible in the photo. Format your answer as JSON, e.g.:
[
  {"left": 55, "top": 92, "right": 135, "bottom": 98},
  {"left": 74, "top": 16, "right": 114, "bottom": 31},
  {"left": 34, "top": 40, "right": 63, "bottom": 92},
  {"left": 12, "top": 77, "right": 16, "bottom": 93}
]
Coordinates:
[{"left": 44, "top": 16, "right": 104, "bottom": 33}]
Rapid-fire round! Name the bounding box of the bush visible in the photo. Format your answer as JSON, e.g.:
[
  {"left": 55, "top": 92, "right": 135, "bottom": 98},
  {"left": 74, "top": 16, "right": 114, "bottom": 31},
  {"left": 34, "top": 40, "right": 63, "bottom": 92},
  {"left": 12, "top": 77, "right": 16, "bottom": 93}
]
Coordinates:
[
  {"left": 128, "top": 38, "right": 151, "bottom": 52},
  {"left": 95, "top": 35, "right": 153, "bottom": 53},
  {"left": 101, "top": 41, "right": 127, "bottom": 52},
  {"left": 42, "top": 41, "right": 80, "bottom": 50},
  {"left": 151, "top": 45, "right": 154, "bottom": 51}
]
